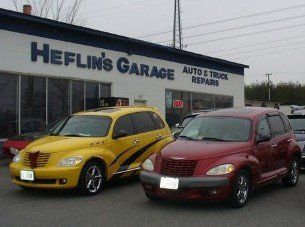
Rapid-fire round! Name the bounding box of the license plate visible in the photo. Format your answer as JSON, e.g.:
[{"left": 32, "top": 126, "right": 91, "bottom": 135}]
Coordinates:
[
  {"left": 20, "top": 170, "right": 35, "bottom": 181},
  {"left": 160, "top": 177, "right": 179, "bottom": 190}
]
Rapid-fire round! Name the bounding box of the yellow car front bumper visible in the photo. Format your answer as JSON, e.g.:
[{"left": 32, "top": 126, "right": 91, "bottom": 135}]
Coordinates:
[{"left": 9, "top": 163, "right": 82, "bottom": 189}]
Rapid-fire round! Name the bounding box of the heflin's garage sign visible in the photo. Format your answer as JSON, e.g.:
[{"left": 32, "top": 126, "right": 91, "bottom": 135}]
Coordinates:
[
  {"left": 30, "top": 42, "right": 230, "bottom": 86},
  {"left": 30, "top": 42, "right": 175, "bottom": 81}
]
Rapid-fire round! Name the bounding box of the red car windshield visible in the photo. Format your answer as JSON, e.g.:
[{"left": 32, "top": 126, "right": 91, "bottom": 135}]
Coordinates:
[{"left": 179, "top": 116, "right": 252, "bottom": 142}]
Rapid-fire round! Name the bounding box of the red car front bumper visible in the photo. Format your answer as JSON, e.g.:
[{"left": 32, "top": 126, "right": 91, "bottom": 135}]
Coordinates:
[{"left": 140, "top": 171, "right": 232, "bottom": 202}]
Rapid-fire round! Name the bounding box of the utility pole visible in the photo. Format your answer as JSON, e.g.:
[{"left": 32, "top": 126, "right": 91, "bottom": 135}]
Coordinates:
[
  {"left": 266, "top": 73, "right": 272, "bottom": 101},
  {"left": 172, "top": 0, "right": 185, "bottom": 49}
]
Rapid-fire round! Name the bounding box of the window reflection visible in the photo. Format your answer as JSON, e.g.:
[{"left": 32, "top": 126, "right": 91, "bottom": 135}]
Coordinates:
[
  {"left": 21, "top": 76, "right": 46, "bottom": 133},
  {"left": 0, "top": 74, "right": 18, "bottom": 137},
  {"left": 72, "top": 81, "right": 84, "bottom": 113},
  {"left": 85, "top": 82, "right": 99, "bottom": 110},
  {"left": 48, "top": 78, "right": 70, "bottom": 123}
]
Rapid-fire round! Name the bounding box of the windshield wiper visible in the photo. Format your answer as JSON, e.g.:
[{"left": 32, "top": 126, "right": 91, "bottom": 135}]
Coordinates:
[
  {"left": 202, "top": 137, "right": 227, "bottom": 142},
  {"left": 178, "top": 135, "right": 197, "bottom": 141}
]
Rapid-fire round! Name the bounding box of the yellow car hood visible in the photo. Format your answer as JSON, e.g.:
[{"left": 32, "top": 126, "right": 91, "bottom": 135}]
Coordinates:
[{"left": 25, "top": 136, "right": 105, "bottom": 153}]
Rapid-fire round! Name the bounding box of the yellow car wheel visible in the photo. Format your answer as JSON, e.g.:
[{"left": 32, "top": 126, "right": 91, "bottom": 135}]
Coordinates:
[{"left": 77, "top": 161, "right": 105, "bottom": 196}]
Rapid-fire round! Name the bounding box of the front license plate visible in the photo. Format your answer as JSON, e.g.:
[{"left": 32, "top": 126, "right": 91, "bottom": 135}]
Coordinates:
[
  {"left": 20, "top": 170, "right": 35, "bottom": 181},
  {"left": 160, "top": 177, "right": 179, "bottom": 190}
]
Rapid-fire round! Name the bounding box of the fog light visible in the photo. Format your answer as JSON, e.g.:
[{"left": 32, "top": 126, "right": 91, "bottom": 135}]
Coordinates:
[{"left": 59, "top": 178, "right": 67, "bottom": 185}]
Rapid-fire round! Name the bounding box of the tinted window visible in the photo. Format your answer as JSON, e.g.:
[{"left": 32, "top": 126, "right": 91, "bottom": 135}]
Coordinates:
[
  {"left": 53, "top": 115, "right": 111, "bottom": 137},
  {"left": 268, "top": 115, "right": 286, "bottom": 137},
  {"left": 131, "top": 112, "right": 156, "bottom": 134},
  {"left": 113, "top": 115, "right": 134, "bottom": 137},
  {"left": 257, "top": 118, "right": 271, "bottom": 136},
  {"left": 280, "top": 114, "right": 291, "bottom": 132},
  {"left": 180, "top": 117, "right": 251, "bottom": 142},
  {"left": 150, "top": 112, "right": 165, "bottom": 129}
]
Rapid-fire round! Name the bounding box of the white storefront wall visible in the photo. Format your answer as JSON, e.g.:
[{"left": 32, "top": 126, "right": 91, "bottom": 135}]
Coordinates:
[{"left": 0, "top": 29, "right": 245, "bottom": 116}]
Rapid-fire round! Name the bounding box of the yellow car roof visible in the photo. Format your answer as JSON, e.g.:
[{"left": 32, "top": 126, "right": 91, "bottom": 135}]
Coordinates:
[{"left": 74, "top": 106, "right": 159, "bottom": 117}]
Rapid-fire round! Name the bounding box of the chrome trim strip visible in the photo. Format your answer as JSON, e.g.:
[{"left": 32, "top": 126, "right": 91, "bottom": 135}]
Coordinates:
[{"left": 114, "top": 167, "right": 141, "bottom": 175}]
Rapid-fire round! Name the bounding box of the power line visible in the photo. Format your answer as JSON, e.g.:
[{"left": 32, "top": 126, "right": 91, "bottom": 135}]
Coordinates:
[
  {"left": 232, "top": 45, "right": 305, "bottom": 60},
  {"left": 205, "top": 34, "right": 305, "bottom": 54},
  {"left": 219, "top": 40, "right": 305, "bottom": 57},
  {"left": 187, "top": 22, "right": 305, "bottom": 46},
  {"left": 136, "top": 3, "right": 305, "bottom": 39},
  {"left": 80, "top": 0, "right": 154, "bottom": 15},
  {"left": 159, "top": 14, "right": 305, "bottom": 44}
]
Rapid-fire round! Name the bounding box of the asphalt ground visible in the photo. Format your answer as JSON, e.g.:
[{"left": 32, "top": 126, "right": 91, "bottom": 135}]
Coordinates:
[{"left": 0, "top": 158, "right": 304, "bottom": 227}]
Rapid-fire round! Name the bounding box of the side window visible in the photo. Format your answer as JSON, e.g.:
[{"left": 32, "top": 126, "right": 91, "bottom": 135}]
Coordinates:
[
  {"left": 131, "top": 112, "right": 156, "bottom": 134},
  {"left": 280, "top": 113, "right": 292, "bottom": 133},
  {"left": 150, "top": 112, "right": 165, "bottom": 130},
  {"left": 268, "top": 115, "right": 286, "bottom": 137},
  {"left": 257, "top": 118, "right": 271, "bottom": 137},
  {"left": 113, "top": 115, "right": 135, "bottom": 137}
]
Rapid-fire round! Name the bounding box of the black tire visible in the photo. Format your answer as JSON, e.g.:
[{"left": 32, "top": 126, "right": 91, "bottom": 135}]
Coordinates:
[
  {"left": 282, "top": 157, "right": 299, "bottom": 187},
  {"left": 77, "top": 161, "right": 105, "bottom": 196},
  {"left": 145, "top": 192, "right": 159, "bottom": 201},
  {"left": 227, "top": 170, "right": 251, "bottom": 208}
]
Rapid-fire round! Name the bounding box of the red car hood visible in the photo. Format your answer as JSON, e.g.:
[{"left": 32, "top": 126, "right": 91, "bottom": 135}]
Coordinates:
[{"left": 160, "top": 139, "right": 251, "bottom": 160}]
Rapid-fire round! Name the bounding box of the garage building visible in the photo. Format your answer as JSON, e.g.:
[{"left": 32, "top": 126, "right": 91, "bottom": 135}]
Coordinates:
[{"left": 0, "top": 8, "right": 248, "bottom": 139}]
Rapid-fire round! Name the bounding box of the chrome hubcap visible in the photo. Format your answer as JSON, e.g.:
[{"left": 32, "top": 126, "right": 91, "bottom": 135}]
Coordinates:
[
  {"left": 86, "top": 165, "right": 102, "bottom": 193},
  {"left": 236, "top": 175, "right": 249, "bottom": 204},
  {"left": 291, "top": 160, "right": 299, "bottom": 184}
]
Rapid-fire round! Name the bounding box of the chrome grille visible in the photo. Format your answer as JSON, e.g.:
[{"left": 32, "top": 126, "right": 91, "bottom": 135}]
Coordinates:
[
  {"left": 22, "top": 152, "right": 51, "bottom": 167},
  {"left": 160, "top": 158, "right": 197, "bottom": 177}
]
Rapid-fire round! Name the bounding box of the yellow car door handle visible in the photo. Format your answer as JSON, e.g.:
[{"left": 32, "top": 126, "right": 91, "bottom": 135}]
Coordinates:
[{"left": 156, "top": 135, "right": 163, "bottom": 140}]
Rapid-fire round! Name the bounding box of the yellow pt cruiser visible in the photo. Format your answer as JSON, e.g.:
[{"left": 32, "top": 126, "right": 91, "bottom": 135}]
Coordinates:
[{"left": 10, "top": 106, "right": 173, "bottom": 195}]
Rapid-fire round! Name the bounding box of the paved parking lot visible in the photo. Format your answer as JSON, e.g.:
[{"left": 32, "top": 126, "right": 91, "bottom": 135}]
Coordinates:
[{"left": 0, "top": 158, "right": 304, "bottom": 227}]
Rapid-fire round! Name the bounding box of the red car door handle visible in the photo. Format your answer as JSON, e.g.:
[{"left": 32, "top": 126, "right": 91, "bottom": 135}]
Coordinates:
[
  {"left": 286, "top": 139, "right": 292, "bottom": 142},
  {"left": 271, "top": 144, "right": 277, "bottom": 148}
]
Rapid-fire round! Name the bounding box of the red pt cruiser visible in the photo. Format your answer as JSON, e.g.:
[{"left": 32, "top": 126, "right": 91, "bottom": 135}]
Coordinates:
[{"left": 140, "top": 108, "right": 301, "bottom": 208}]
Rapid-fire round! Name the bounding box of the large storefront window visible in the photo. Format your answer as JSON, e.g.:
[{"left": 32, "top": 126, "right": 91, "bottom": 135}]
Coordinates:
[
  {"left": 0, "top": 73, "right": 111, "bottom": 138},
  {"left": 72, "top": 81, "right": 84, "bottom": 113},
  {"left": 85, "top": 82, "right": 99, "bottom": 110},
  {"left": 166, "top": 89, "right": 234, "bottom": 128},
  {"left": 48, "top": 78, "right": 70, "bottom": 123},
  {"left": 100, "top": 83, "right": 111, "bottom": 98},
  {"left": 21, "top": 76, "right": 46, "bottom": 133},
  {"left": 0, "top": 74, "right": 18, "bottom": 137}
]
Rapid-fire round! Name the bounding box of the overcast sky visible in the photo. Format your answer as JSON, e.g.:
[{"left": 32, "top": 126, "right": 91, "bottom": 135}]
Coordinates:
[{"left": 1, "top": 0, "right": 305, "bottom": 85}]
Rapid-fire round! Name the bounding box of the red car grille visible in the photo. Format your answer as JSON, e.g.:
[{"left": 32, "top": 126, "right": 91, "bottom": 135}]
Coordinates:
[
  {"left": 160, "top": 158, "right": 197, "bottom": 177},
  {"left": 22, "top": 152, "right": 51, "bottom": 168}
]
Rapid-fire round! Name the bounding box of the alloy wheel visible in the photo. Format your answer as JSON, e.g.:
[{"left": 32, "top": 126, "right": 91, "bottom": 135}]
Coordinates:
[
  {"left": 85, "top": 165, "right": 103, "bottom": 194},
  {"left": 290, "top": 160, "right": 299, "bottom": 184},
  {"left": 236, "top": 175, "right": 249, "bottom": 204}
]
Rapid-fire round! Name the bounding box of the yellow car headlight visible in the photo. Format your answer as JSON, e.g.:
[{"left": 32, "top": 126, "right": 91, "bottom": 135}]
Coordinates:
[
  {"left": 57, "top": 156, "right": 83, "bottom": 167},
  {"left": 206, "top": 164, "right": 235, "bottom": 176},
  {"left": 13, "top": 153, "right": 20, "bottom": 163},
  {"left": 142, "top": 159, "right": 154, "bottom": 172}
]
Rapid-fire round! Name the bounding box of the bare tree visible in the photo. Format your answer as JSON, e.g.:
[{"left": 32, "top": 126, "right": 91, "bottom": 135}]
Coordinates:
[{"left": 10, "top": 0, "right": 87, "bottom": 25}]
